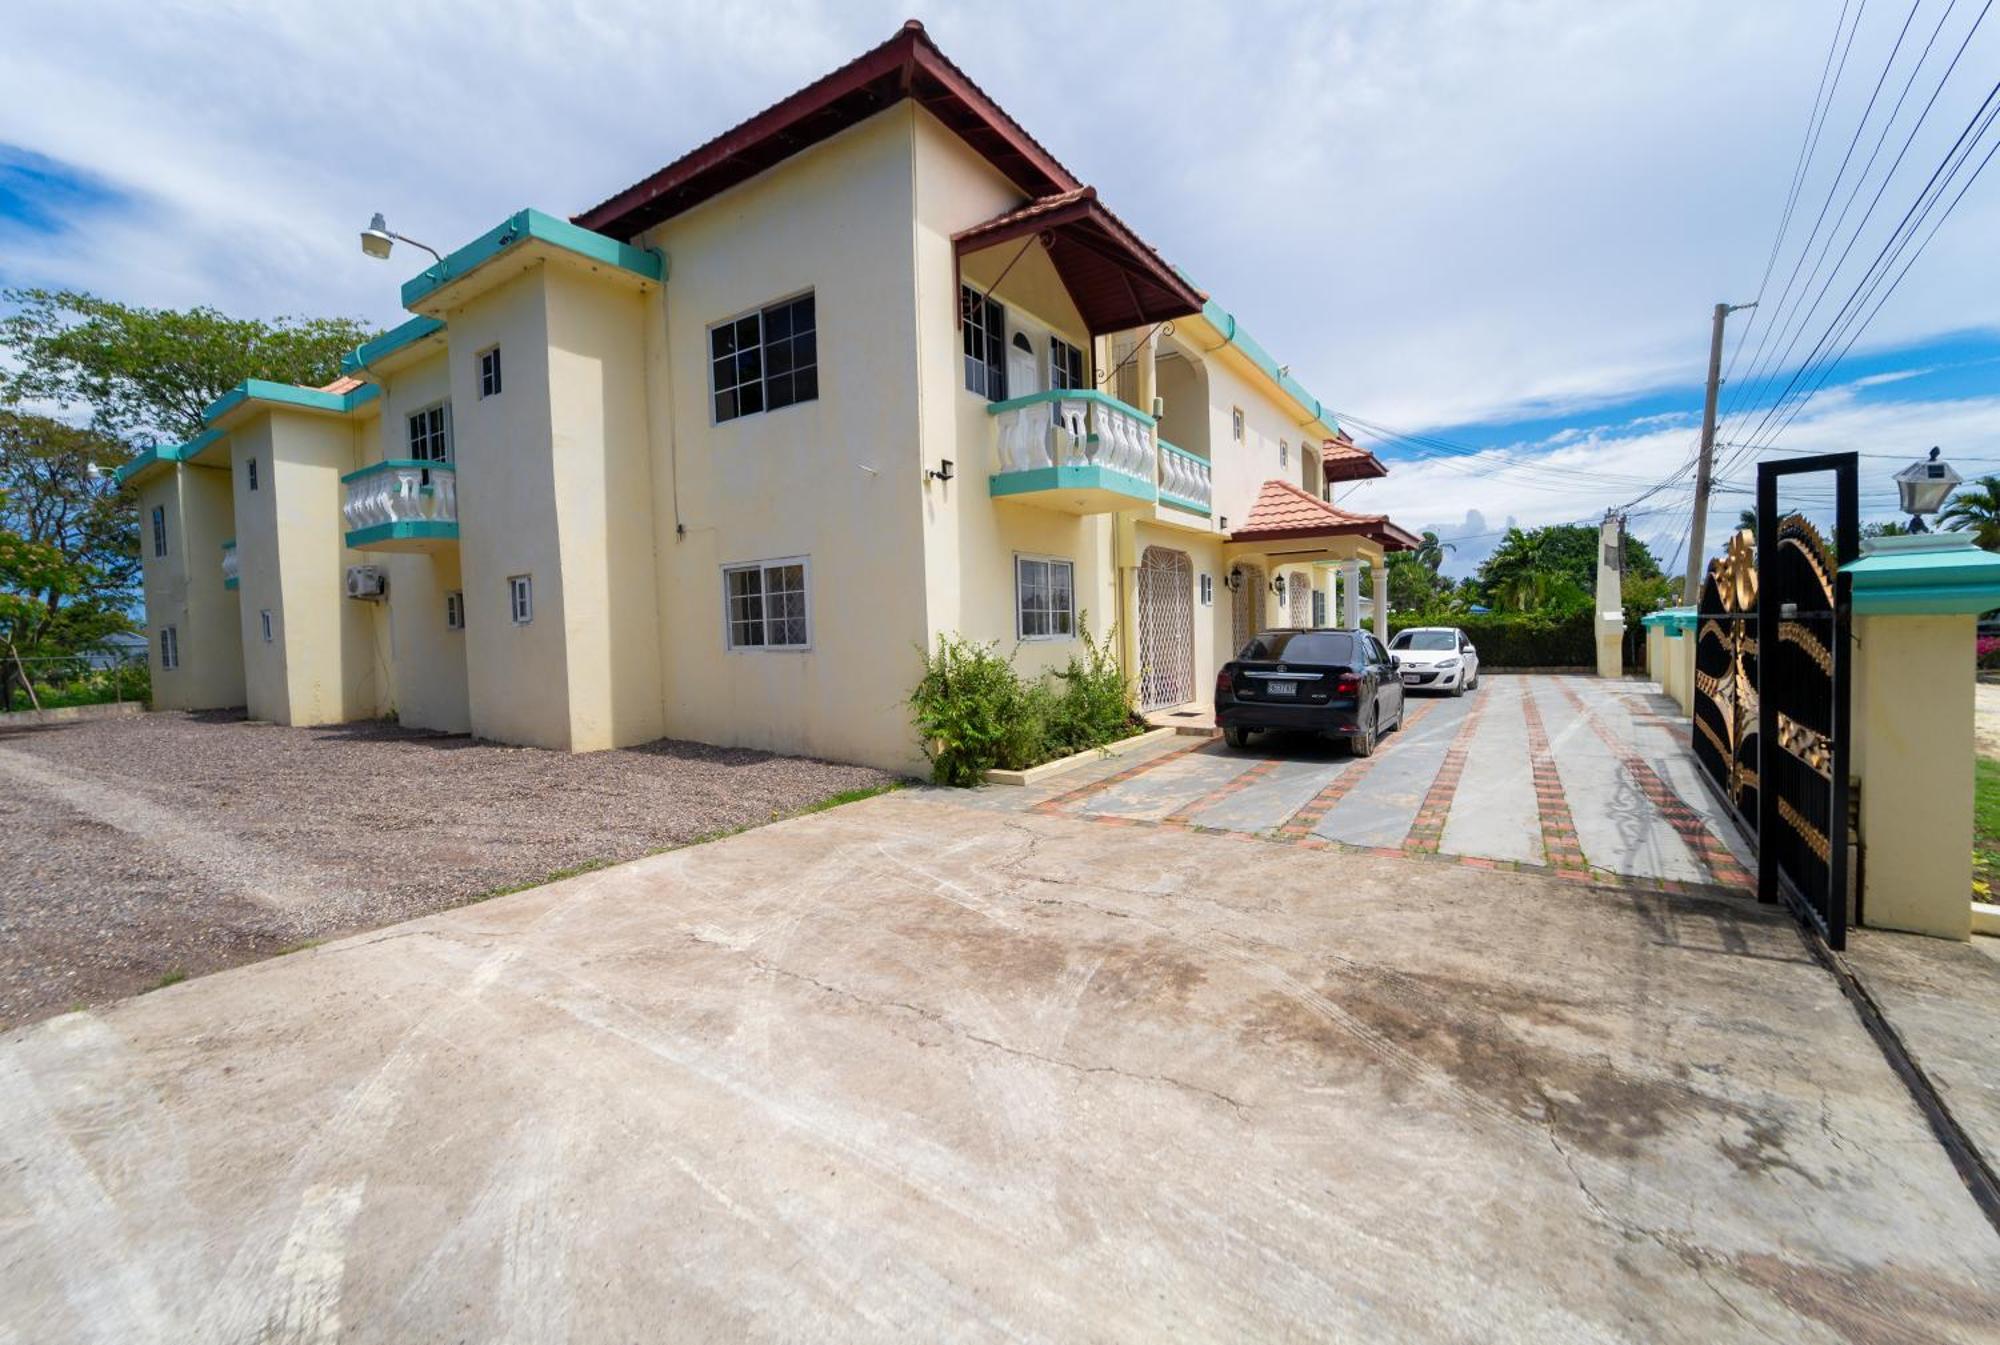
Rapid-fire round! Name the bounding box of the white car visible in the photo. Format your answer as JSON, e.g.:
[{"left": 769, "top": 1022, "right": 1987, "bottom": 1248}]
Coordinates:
[{"left": 1389, "top": 626, "right": 1479, "bottom": 695}]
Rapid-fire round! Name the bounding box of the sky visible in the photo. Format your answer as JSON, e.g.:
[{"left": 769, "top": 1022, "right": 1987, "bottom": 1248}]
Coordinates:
[{"left": 3, "top": 0, "right": 1997, "bottom": 580}]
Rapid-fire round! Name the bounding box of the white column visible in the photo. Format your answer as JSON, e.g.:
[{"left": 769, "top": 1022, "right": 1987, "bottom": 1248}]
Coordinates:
[
  {"left": 1595, "top": 513, "right": 1626, "bottom": 678},
  {"left": 1342, "top": 559, "right": 1362, "bottom": 628},
  {"left": 1373, "top": 562, "right": 1389, "bottom": 641}
]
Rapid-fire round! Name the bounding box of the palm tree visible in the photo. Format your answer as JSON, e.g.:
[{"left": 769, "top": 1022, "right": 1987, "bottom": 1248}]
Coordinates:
[
  {"left": 1942, "top": 476, "right": 2000, "bottom": 551},
  {"left": 1736, "top": 508, "right": 1758, "bottom": 536},
  {"left": 1413, "top": 530, "right": 1454, "bottom": 575}
]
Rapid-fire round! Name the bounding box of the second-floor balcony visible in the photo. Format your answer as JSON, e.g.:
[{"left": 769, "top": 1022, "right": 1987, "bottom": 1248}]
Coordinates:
[
  {"left": 220, "top": 539, "right": 238, "bottom": 590},
  {"left": 1157, "top": 441, "right": 1212, "bottom": 516},
  {"left": 986, "top": 389, "right": 1159, "bottom": 515},
  {"left": 342, "top": 460, "right": 459, "bottom": 552}
]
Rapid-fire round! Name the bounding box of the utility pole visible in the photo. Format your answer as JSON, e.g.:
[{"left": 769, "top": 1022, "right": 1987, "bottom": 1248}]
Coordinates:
[{"left": 1683, "top": 301, "right": 1755, "bottom": 602}]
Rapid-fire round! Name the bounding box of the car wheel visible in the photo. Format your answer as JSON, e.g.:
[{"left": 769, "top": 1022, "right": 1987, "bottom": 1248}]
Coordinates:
[
  {"left": 1225, "top": 725, "right": 1253, "bottom": 750},
  {"left": 1450, "top": 675, "right": 1465, "bottom": 698},
  {"left": 1349, "top": 712, "right": 1377, "bottom": 758}
]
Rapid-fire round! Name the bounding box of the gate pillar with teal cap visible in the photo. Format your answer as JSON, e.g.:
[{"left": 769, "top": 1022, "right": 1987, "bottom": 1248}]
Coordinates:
[{"left": 1844, "top": 533, "right": 2000, "bottom": 940}]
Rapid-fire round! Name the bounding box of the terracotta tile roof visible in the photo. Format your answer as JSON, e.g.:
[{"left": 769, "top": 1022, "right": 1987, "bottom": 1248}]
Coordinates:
[
  {"left": 574, "top": 20, "right": 1080, "bottom": 239},
  {"left": 1320, "top": 430, "right": 1387, "bottom": 481},
  {"left": 1231, "top": 479, "right": 1418, "bottom": 551},
  {"left": 317, "top": 376, "right": 366, "bottom": 395},
  {"left": 953, "top": 187, "right": 1205, "bottom": 334}
]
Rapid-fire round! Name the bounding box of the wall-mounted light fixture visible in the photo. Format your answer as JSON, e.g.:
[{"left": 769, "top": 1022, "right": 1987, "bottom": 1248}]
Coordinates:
[
  {"left": 1271, "top": 574, "right": 1287, "bottom": 599},
  {"left": 1225, "top": 566, "right": 1244, "bottom": 593},
  {"left": 926, "top": 459, "right": 955, "bottom": 484}
]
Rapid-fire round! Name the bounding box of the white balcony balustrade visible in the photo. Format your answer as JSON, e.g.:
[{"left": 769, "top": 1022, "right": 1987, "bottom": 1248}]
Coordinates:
[
  {"left": 220, "top": 540, "right": 238, "bottom": 589},
  {"left": 340, "top": 460, "right": 459, "bottom": 550},
  {"left": 984, "top": 389, "right": 1160, "bottom": 514},
  {"left": 1157, "top": 441, "right": 1213, "bottom": 515}
]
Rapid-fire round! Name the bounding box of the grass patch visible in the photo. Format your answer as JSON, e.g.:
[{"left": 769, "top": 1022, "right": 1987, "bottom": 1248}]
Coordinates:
[
  {"left": 1975, "top": 756, "right": 2000, "bottom": 902},
  {"left": 791, "top": 781, "right": 903, "bottom": 816},
  {"left": 275, "top": 939, "right": 324, "bottom": 956},
  {"left": 150, "top": 969, "right": 188, "bottom": 990}
]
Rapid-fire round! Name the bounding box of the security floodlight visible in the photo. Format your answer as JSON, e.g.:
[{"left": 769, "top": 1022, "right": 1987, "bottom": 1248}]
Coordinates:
[
  {"left": 1894, "top": 446, "right": 1961, "bottom": 533},
  {"left": 359, "top": 212, "right": 443, "bottom": 264}
]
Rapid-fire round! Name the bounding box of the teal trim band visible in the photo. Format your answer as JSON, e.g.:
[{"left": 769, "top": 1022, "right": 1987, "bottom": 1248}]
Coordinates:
[
  {"left": 1844, "top": 535, "right": 2000, "bottom": 615},
  {"left": 345, "top": 520, "right": 459, "bottom": 548},
  {"left": 1184, "top": 284, "right": 1340, "bottom": 437},
  {"left": 1641, "top": 606, "right": 1699, "bottom": 635},
  {"left": 982, "top": 387, "right": 1156, "bottom": 427},
  {"left": 341, "top": 458, "right": 450, "bottom": 484},
  {"left": 112, "top": 427, "right": 229, "bottom": 486},
  {"left": 989, "top": 464, "right": 1157, "bottom": 503},
  {"left": 400, "top": 208, "right": 665, "bottom": 309},
  {"left": 223, "top": 578, "right": 238, "bottom": 590},
  {"left": 203, "top": 378, "right": 379, "bottom": 426},
  {"left": 1159, "top": 492, "right": 1212, "bottom": 516},
  {"left": 341, "top": 315, "right": 445, "bottom": 376},
  {"left": 220, "top": 539, "right": 235, "bottom": 551}
]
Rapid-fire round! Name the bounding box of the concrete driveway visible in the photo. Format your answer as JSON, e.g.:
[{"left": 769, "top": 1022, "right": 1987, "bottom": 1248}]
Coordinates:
[{"left": 3, "top": 786, "right": 1997, "bottom": 1342}]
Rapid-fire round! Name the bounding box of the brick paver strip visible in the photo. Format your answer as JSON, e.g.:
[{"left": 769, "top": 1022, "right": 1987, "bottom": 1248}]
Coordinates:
[
  {"left": 1030, "top": 733, "right": 1217, "bottom": 816},
  {"left": 1518, "top": 683, "right": 1591, "bottom": 878},
  {"left": 1402, "top": 691, "right": 1490, "bottom": 854},
  {"left": 1550, "top": 679, "right": 1753, "bottom": 892},
  {"left": 1273, "top": 698, "right": 1443, "bottom": 840}
]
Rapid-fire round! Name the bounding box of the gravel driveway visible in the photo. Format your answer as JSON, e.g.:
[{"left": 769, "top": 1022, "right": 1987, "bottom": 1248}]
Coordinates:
[{"left": 0, "top": 710, "right": 895, "bottom": 1027}]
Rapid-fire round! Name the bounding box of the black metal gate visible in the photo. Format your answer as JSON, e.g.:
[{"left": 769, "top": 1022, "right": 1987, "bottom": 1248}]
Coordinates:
[{"left": 1690, "top": 454, "right": 1856, "bottom": 948}]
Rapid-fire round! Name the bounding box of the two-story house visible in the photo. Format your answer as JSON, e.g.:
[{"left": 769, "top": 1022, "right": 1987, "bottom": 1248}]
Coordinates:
[{"left": 119, "top": 20, "right": 1416, "bottom": 773}]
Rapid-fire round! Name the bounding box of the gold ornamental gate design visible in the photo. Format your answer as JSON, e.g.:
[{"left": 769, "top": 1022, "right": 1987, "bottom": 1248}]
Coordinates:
[
  {"left": 1692, "top": 453, "right": 1856, "bottom": 948},
  {"left": 1138, "top": 546, "right": 1195, "bottom": 711}
]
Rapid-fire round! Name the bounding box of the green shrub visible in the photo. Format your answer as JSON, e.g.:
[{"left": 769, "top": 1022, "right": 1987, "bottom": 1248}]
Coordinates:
[
  {"left": 911, "top": 619, "right": 1143, "bottom": 785},
  {"left": 1390, "top": 612, "right": 1596, "bottom": 668}
]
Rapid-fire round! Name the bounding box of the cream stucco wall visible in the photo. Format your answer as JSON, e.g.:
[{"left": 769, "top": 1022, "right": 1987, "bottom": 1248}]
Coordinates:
[
  {"left": 134, "top": 464, "right": 243, "bottom": 710},
  {"left": 443, "top": 271, "right": 576, "bottom": 749},
  {"left": 637, "top": 105, "right": 931, "bottom": 773}
]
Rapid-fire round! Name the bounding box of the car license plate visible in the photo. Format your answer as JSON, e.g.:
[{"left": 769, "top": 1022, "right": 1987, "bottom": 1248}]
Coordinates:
[
  {"left": 1402, "top": 672, "right": 1421, "bottom": 684},
  {"left": 1267, "top": 680, "right": 1297, "bottom": 698}
]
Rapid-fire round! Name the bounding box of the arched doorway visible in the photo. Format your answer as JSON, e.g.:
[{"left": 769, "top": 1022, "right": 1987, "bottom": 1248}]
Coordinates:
[
  {"left": 1138, "top": 546, "right": 1194, "bottom": 710},
  {"left": 1230, "top": 563, "right": 1267, "bottom": 654}
]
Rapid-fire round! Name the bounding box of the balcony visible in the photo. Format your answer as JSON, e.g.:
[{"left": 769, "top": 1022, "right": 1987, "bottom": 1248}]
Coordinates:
[
  {"left": 1157, "top": 441, "right": 1212, "bottom": 516},
  {"left": 220, "top": 539, "right": 238, "bottom": 590},
  {"left": 342, "top": 460, "right": 458, "bottom": 552},
  {"left": 986, "top": 389, "right": 1158, "bottom": 514}
]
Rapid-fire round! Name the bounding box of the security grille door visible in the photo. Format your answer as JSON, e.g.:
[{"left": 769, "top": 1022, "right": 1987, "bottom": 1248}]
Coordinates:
[
  {"left": 1289, "top": 575, "right": 1311, "bottom": 627},
  {"left": 1138, "top": 547, "right": 1195, "bottom": 710},
  {"left": 1231, "top": 564, "right": 1266, "bottom": 654}
]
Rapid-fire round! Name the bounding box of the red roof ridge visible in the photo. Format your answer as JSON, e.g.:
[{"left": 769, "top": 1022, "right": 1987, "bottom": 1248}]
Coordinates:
[
  {"left": 574, "top": 21, "right": 1082, "bottom": 238},
  {"left": 1232, "top": 478, "right": 1417, "bottom": 551}
]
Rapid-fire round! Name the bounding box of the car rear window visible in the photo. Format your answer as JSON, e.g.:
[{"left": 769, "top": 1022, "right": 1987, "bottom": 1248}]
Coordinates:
[
  {"left": 1392, "top": 630, "right": 1456, "bottom": 651},
  {"left": 1237, "top": 631, "right": 1356, "bottom": 664}
]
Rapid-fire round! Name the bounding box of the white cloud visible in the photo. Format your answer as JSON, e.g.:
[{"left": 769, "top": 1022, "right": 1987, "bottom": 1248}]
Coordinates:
[{"left": 2, "top": 0, "right": 1995, "bottom": 459}]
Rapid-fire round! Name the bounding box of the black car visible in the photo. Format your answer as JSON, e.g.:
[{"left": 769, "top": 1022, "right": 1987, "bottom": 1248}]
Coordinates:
[{"left": 1214, "top": 628, "right": 1407, "bottom": 755}]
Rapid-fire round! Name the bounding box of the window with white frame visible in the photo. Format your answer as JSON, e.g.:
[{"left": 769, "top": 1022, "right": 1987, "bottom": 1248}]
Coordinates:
[
  {"left": 1280, "top": 439, "right": 1289, "bottom": 468},
  {"left": 478, "top": 347, "right": 502, "bottom": 399},
  {"left": 1199, "top": 573, "right": 1214, "bottom": 606},
  {"left": 259, "top": 609, "right": 273, "bottom": 643},
  {"left": 158, "top": 625, "right": 179, "bottom": 670},
  {"left": 1015, "top": 555, "right": 1075, "bottom": 640},
  {"left": 1232, "top": 407, "right": 1245, "bottom": 442},
  {"left": 151, "top": 505, "right": 167, "bottom": 558},
  {"left": 445, "top": 591, "right": 464, "bottom": 630},
  {"left": 408, "top": 403, "right": 452, "bottom": 462},
  {"left": 247, "top": 457, "right": 259, "bottom": 491},
  {"left": 710, "top": 292, "right": 817, "bottom": 422},
  {"left": 1049, "top": 335, "right": 1084, "bottom": 393},
  {"left": 960, "top": 285, "right": 1005, "bottom": 400},
  {"left": 723, "top": 558, "right": 810, "bottom": 650},
  {"left": 508, "top": 575, "right": 533, "bottom": 625}
]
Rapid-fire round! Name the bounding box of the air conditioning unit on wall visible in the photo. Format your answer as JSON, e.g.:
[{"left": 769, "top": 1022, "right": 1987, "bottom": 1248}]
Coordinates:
[{"left": 345, "top": 565, "right": 387, "bottom": 600}]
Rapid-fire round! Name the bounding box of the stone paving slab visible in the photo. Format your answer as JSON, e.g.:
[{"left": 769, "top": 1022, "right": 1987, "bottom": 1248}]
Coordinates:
[
  {"left": 1314, "top": 697, "right": 1469, "bottom": 847},
  {"left": 1080, "top": 747, "right": 1258, "bottom": 821},
  {"left": 1440, "top": 680, "right": 1545, "bottom": 866}
]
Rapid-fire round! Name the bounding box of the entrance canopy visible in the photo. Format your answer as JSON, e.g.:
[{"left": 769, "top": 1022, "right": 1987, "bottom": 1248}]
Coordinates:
[
  {"left": 1227, "top": 479, "right": 1418, "bottom": 561},
  {"left": 953, "top": 188, "right": 1206, "bottom": 336}
]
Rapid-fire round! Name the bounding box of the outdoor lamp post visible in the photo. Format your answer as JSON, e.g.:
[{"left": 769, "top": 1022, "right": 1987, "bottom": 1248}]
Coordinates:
[
  {"left": 1894, "top": 446, "right": 1961, "bottom": 532},
  {"left": 359, "top": 213, "right": 444, "bottom": 264}
]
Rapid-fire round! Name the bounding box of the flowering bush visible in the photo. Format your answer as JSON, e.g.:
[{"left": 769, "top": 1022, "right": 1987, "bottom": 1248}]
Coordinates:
[{"left": 1979, "top": 636, "right": 2000, "bottom": 670}]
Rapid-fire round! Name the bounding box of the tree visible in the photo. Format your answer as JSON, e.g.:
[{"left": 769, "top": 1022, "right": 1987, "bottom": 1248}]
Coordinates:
[
  {"left": 0, "top": 289, "right": 376, "bottom": 443},
  {"left": 1941, "top": 476, "right": 2000, "bottom": 551},
  {"left": 1475, "top": 523, "right": 1661, "bottom": 615},
  {"left": 0, "top": 411, "right": 136, "bottom": 709},
  {"left": 1384, "top": 530, "right": 1460, "bottom": 617}
]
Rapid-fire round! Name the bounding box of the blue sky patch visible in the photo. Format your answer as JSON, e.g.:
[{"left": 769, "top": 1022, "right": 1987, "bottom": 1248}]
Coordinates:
[{"left": 0, "top": 144, "right": 127, "bottom": 238}]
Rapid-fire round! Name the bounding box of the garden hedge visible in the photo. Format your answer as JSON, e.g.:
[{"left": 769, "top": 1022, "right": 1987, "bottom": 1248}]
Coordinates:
[{"left": 1388, "top": 611, "right": 1597, "bottom": 669}]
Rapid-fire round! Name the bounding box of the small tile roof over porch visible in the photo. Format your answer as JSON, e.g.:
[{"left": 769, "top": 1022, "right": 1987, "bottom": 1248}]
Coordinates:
[
  {"left": 951, "top": 188, "right": 1205, "bottom": 335},
  {"left": 1231, "top": 479, "right": 1420, "bottom": 552}
]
